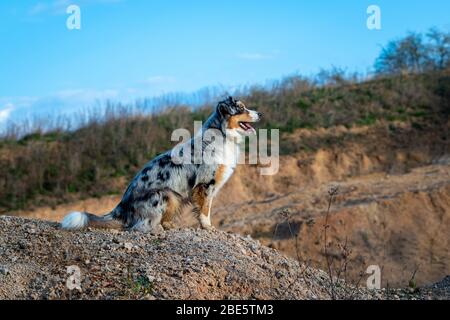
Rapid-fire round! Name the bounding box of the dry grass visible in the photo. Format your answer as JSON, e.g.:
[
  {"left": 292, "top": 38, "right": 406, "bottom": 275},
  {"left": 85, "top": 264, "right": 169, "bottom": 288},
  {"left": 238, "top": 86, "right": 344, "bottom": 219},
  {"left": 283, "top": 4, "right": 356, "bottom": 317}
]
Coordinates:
[
  {"left": 271, "top": 186, "right": 369, "bottom": 300},
  {"left": 0, "top": 68, "right": 449, "bottom": 213}
]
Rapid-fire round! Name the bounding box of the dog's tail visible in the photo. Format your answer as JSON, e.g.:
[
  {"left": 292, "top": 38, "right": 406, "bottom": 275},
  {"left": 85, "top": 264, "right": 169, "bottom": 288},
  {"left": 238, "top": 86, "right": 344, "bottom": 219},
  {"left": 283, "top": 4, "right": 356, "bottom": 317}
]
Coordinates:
[{"left": 61, "top": 209, "right": 123, "bottom": 230}]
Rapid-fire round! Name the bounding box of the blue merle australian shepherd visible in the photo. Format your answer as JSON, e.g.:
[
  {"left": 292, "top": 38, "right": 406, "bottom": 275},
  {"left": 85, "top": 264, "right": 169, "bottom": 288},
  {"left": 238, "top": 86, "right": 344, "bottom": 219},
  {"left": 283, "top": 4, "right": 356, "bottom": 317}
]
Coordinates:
[{"left": 61, "top": 97, "right": 262, "bottom": 232}]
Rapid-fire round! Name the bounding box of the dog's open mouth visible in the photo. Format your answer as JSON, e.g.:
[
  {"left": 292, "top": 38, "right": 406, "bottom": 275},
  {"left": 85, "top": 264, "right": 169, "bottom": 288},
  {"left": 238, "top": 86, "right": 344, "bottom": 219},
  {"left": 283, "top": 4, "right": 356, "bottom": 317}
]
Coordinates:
[{"left": 239, "top": 122, "right": 255, "bottom": 132}]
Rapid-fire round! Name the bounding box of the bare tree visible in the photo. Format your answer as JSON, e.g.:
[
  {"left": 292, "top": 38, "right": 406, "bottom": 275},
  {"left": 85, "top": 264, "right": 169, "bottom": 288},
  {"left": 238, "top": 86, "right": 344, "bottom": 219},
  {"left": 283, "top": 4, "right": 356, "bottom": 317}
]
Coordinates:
[
  {"left": 426, "top": 28, "right": 450, "bottom": 70},
  {"left": 375, "top": 28, "right": 450, "bottom": 75},
  {"left": 375, "top": 32, "right": 428, "bottom": 74}
]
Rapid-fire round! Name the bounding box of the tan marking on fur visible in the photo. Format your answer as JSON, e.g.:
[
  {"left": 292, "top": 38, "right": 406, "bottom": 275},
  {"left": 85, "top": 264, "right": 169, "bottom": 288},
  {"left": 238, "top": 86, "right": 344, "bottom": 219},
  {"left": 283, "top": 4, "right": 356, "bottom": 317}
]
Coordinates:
[
  {"left": 215, "top": 164, "right": 227, "bottom": 186},
  {"left": 191, "top": 167, "right": 226, "bottom": 223},
  {"left": 227, "top": 111, "right": 254, "bottom": 129},
  {"left": 192, "top": 184, "right": 210, "bottom": 217},
  {"left": 161, "top": 191, "right": 182, "bottom": 230}
]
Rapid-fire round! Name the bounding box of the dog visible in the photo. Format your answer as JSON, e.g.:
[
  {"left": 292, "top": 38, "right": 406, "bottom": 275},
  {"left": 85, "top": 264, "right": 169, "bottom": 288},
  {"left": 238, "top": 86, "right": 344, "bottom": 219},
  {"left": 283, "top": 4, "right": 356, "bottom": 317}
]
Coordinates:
[{"left": 61, "top": 97, "right": 262, "bottom": 232}]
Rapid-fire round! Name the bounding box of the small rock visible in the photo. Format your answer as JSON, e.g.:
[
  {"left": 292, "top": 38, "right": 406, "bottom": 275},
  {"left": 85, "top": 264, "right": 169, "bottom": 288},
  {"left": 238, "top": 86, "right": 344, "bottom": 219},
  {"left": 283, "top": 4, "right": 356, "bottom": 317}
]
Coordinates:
[
  {"left": 250, "top": 243, "right": 259, "bottom": 253},
  {"left": 123, "top": 242, "right": 133, "bottom": 251},
  {"left": 18, "top": 240, "right": 27, "bottom": 250},
  {"left": 0, "top": 266, "right": 10, "bottom": 275}
]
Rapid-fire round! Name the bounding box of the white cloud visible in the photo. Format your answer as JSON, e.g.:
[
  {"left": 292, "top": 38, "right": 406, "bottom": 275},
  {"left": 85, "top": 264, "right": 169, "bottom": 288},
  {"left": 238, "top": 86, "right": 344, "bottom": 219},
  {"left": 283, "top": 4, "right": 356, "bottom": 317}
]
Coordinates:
[
  {"left": 0, "top": 104, "right": 15, "bottom": 123},
  {"left": 28, "top": 2, "right": 49, "bottom": 15},
  {"left": 29, "top": 0, "right": 69, "bottom": 15},
  {"left": 0, "top": 76, "right": 186, "bottom": 127},
  {"left": 29, "top": 0, "right": 123, "bottom": 16},
  {"left": 0, "top": 89, "right": 121, "bottom": 126}
]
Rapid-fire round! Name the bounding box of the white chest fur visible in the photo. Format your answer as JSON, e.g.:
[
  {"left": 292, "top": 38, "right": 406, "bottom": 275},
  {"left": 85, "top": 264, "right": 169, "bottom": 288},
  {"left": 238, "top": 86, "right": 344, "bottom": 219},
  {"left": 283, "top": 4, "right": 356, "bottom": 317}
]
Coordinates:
[
  {"left": 213, "top": 139, "right": 239, "bottom": 192},
  {"left": 208, "top": 136, "right": 240, "bottom": 167}
]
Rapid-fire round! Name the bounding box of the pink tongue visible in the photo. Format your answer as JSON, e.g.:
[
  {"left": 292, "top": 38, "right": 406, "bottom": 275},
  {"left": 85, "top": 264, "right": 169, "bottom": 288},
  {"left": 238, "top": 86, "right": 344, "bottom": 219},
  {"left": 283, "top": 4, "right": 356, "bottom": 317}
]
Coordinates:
[{"left": 243, "top": 123, "right": 253, "bottom": 130}]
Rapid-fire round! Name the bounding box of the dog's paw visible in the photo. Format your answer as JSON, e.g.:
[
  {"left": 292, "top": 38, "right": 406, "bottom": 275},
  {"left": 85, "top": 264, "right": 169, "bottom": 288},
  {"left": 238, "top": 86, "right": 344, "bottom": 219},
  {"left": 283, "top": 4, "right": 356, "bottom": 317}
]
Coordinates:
[
  {"left": 150, "top": 224, "right": 165, "bottom": 235},
  {"left": 201, "top": 224, "right": 216, "bottom": 231},
  {"left": 162, "top": 221, "right": 176, "bottom": 230}
]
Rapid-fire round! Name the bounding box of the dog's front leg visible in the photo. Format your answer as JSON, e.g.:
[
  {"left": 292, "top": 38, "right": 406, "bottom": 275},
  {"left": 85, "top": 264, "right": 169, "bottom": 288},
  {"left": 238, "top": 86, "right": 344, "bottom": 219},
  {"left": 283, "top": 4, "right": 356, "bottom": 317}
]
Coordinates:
[{"left": 191, "top": 184, "right": 215, "bottom": 230}]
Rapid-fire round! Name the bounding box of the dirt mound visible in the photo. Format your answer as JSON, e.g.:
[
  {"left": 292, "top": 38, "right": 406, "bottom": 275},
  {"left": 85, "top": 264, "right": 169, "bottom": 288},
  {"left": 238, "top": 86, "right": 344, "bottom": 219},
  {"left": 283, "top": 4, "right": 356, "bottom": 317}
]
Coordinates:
[
  {"left": 1, "top": 215, "right": 448, "bottom": 300},
  {"left": 0, "top": 215, "right": 329, "bottom": 300}
]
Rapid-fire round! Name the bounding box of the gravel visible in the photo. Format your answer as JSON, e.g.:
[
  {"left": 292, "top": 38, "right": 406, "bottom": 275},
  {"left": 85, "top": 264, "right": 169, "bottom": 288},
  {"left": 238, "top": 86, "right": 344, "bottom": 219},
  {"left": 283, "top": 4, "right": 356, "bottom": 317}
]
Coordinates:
[{"left": 0, "top": 215, "right": 448, "bottom": 300}]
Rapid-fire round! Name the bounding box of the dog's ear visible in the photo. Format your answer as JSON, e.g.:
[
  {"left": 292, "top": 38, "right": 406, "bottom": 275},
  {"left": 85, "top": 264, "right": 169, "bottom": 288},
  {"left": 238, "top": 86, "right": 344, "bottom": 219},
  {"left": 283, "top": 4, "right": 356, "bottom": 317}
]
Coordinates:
[
  {"left": 217, "top": 98, "right": 233, "bottom": 117},
  {"left": 217, "top": 101, "right": 230, "bottom": 117},
  {"left": 217, "top": 96, "right": 240, "bottom": 117}
]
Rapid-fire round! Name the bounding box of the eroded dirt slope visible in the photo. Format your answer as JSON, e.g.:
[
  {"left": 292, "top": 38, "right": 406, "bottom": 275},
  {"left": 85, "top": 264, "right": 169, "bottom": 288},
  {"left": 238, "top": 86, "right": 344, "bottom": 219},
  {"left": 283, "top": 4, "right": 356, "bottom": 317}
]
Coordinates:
[{"left": 215, "top": 164, "right": 450, "bottom": 287}]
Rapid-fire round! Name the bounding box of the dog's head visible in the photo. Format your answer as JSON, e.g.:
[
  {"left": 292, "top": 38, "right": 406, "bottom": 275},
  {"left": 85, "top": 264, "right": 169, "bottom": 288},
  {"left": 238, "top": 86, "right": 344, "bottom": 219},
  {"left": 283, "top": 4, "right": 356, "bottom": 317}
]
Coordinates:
[{"left": 217, "top": 96, "right": 262, "bottom": 136}]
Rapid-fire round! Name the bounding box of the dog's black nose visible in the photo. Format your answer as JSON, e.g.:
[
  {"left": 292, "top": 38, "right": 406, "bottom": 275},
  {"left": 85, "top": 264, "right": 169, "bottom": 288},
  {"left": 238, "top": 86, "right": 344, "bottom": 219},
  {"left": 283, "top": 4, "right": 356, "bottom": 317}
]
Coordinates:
[{"left": 257, "top": 112, "right": 263, "bottom": 118}]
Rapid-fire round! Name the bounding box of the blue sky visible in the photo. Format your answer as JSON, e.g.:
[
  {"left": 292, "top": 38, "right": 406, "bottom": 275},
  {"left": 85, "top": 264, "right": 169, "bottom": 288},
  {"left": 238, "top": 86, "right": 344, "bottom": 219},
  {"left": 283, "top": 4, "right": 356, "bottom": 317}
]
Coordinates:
[{"left": 1, "top": 0, "right": 450, "bottom": 125}]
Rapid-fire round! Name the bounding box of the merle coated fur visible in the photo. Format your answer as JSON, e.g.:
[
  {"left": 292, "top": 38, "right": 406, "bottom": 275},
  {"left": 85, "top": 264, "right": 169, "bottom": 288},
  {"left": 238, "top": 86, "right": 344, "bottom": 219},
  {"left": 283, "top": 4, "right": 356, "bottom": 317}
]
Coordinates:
[{"left": 61, "top": 97, "right": 262, "bottom": 232}]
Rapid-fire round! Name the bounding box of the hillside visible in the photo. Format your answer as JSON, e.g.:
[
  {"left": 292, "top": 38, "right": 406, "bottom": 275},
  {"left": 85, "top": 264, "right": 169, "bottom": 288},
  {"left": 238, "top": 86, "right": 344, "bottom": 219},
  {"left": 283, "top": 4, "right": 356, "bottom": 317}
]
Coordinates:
[
  {"left": 0, "top": 215, "right": 448, "bottom": 300},
  {"left": 11, "top": 119, "right": 450, "bottom": 288},
  {"left": 1, "top": 69, "right": 449, "bottom": 213}
]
